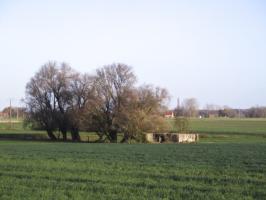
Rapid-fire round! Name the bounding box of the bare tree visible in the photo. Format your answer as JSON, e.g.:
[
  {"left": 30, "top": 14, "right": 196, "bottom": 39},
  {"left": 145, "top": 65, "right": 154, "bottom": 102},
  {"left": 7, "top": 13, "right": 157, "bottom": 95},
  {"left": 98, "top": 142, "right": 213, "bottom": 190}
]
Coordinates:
[
  {"left": 50, "top": 63, "right": 75, "bottom": 140},
  {"left": 84, "top": 63, "right": 136, "bottom": 142},
  {"left": 25, "top": 62, "right": 59, "bottom": 140},
  {"left": 67, "top": 73, "right": 95, "bottom": 141},
  {"left": 183, "top": 98, "right": 199, "bottom": 117},
  {"left": 25, "top": 61, "right": 94, "bottom": 141}
]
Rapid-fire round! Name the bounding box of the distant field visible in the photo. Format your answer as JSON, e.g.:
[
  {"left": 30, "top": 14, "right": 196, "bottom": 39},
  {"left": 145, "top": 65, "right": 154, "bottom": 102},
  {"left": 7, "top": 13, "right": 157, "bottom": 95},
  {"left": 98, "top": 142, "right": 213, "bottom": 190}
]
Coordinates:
[
  {"left": 188, "top": 118, "right": 266, "bottom": 136},
  {"left": 0, "top": 121, "right": 25, "bottom": 130},
  {"left": 1, "top": 118, "right": 266, "bottom": 143},
  {"left": 0, "top": 141, "right": 265, "bottom": 199},
  {"left": 2, "top": 118, "right": 266, "bottom": 135}
]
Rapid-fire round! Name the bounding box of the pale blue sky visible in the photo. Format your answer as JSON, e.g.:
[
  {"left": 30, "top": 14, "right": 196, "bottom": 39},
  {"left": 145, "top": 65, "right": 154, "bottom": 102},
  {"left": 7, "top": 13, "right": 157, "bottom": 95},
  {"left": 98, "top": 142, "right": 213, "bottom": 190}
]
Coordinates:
[{"left": 0, "top": 0, "right": 266, "bottom": 109}]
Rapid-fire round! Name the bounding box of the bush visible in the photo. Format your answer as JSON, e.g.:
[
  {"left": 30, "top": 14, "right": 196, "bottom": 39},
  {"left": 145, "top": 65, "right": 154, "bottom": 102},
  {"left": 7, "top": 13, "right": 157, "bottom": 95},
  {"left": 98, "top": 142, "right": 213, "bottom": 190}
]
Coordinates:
[{"left": 174, "top": 117, "right": 189, "bottom": 133}]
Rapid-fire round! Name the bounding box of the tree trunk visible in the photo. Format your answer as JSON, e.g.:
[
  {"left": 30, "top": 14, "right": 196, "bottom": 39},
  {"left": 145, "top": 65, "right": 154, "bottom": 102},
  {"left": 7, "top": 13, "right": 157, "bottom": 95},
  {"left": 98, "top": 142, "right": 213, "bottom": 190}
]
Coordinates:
[
  {"left": 71, "top": 127, "right": 81, "bottom": 142},
  {"left": 47, "top": 129, "right": 57, "bottom": 140},
  {"left": 59, "top": 120, "right": 68, "bottom": 141},
  {"left": 62, "top": 130, "right": 67, "bottom": 141},
  {"left": 121, "top": 133, "right": 129, "bottom": 143},
  {"left": 109, "top": 130, "right": 117, "bottom": 143}
]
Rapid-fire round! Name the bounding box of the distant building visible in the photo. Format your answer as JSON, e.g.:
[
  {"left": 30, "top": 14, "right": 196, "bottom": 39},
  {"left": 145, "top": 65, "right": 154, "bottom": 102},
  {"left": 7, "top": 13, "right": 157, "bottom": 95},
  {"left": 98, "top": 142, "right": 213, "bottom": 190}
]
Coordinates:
[
  {"left": 0, "top": 106, "right": 26, "bottom": 120},
  {"left": 164, "top": 111, "right": 174, "bottom": 118},
  {"left": 0, "top": 112, "right": 8, "bottom": 119}
]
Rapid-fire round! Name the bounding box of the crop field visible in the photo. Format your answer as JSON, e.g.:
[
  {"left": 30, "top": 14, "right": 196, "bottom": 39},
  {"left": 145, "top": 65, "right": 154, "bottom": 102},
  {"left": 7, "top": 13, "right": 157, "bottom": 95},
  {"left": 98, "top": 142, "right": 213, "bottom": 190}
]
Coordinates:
[
  {"left": 0, "top": 118, "right": 266, "bottom": 199},
  {"left": 188, "top": 118, "right": 266, "bottom": 136},
  {"left": 0, "top": 121, "right": 25, "bottom": 131},
  {"left": 0, "top": 141, "right": 266, "bottom": 200}
]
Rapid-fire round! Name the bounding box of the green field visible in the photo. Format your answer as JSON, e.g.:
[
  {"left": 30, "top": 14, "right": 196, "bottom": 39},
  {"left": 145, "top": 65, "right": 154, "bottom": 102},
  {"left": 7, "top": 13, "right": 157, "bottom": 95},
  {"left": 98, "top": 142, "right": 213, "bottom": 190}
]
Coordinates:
[
  {"left": 0, "top": 121, "right": 25, "bottom": 131},
  {"left": 0, "top": 141, "right": 266, "bottom": 200},
  {"left": 0, "top": 118, "right": 266, "bottom": 199},
  {"left": 188, "top": 118, "right": 266, "bottom": 136},
  {"left": 1, "top": 118, "right": 266, "bottom": 143}
]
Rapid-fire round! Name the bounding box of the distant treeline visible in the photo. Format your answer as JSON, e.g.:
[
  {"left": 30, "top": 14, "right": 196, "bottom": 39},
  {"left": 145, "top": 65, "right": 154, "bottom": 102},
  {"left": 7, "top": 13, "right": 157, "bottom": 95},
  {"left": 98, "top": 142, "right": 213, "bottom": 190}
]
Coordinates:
[
  {"left": 198, "top": 107, "right": 266, "bottom": 118},
  {"left": 174, "top": 105, "right": 266, "bottom": 118},
  {"left": 173, "top": 98, "right": 266, "bottom": 118}
]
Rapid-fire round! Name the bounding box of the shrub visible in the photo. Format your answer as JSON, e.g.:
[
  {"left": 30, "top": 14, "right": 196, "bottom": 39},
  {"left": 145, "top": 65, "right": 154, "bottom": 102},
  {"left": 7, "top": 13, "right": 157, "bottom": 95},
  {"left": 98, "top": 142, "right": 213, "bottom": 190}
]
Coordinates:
[{"left": 174, "top": 117, "right": 189, "bottom": 133}]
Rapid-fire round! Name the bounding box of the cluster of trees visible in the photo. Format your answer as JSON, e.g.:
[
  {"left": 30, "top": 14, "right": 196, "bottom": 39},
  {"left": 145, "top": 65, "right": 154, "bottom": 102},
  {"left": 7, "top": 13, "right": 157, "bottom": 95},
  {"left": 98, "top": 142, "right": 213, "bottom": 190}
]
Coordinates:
[{"left": 25, "top": 62, "right": 169, "bottom": 142}]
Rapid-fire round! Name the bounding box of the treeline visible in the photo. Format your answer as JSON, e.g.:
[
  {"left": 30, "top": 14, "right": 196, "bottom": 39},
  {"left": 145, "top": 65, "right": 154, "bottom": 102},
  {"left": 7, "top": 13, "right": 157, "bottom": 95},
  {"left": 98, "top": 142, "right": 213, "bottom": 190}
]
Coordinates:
[
  {"left": 24, "top": 62, "right": 169, "bottom": 142},
  {"left": 199, "top": 107, "right": 266, "bottom": 118},
  {"left": 244, "top": 107, "right": 266, "bottom": 118},
  {"left": 174, "top": 100, "right": 266, "bottom": 118}
]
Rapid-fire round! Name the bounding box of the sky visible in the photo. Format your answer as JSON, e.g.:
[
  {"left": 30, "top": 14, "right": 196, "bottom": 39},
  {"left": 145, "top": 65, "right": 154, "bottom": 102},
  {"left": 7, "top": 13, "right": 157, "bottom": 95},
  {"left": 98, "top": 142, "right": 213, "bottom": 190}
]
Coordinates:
[{"left": 0, "top": 0, "right": 266, "bottom": 110}]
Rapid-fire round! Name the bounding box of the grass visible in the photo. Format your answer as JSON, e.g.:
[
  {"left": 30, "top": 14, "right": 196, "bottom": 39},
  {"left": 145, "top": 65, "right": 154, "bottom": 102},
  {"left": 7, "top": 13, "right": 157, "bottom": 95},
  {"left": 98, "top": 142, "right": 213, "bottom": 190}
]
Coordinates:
[
  {"left": 0, "top": 141, "right": 265, "bottom": 199},
  {"left": 0, "top": 121, "right": 25, "bottom": 130},
  {"left": 188, "top": 118, "right": 266, "bottom": 136},
  {"left": 166, "top": 118, "right": 266, "bottom": 143},
  {"left": 2, "top": 118, "right": 266, "bottom": 135},
  {"left": 0, "top": 118, "right": 265, "bottom": 199}
]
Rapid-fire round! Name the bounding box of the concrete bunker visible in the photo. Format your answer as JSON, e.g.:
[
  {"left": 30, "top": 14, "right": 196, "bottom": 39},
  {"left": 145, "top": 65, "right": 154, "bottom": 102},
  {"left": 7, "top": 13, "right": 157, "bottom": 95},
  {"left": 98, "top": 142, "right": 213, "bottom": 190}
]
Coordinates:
[{"left": 146, "top": 133, "right": 199, "bottom": 143}]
